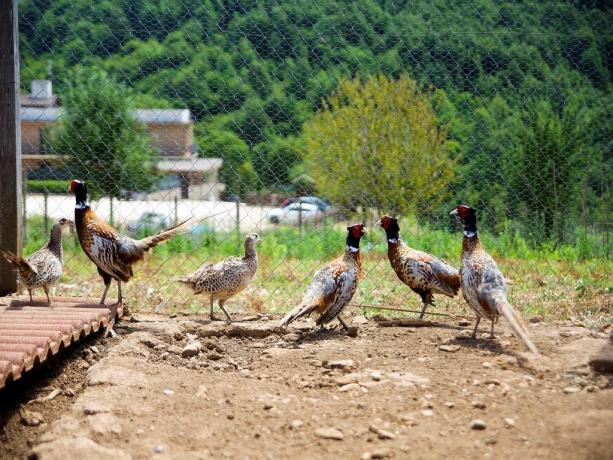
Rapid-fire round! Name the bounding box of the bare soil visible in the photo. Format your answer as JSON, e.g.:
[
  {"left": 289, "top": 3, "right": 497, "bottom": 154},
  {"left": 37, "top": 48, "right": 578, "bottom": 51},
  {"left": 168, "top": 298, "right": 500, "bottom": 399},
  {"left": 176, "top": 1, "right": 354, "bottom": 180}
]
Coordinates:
[{"left": 1, "top": 313, "right": 612, "bottom": 460}]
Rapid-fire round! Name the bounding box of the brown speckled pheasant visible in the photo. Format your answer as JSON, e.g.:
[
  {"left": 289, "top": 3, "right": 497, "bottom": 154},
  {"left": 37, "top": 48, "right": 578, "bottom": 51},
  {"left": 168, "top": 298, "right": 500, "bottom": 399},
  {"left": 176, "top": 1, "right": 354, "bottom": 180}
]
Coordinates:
[
  {"left": 2, "top": 218, "right": 73, "bottom": 302},
  {"left": 177, "top": 233, "right": 261, "bottom": 323},
  {"left": 379, "top": 215, "right": 460, "bottom": 318},
  {"left": 69, "top": 180, "right": 190, "bottom": 305},
  {"left": 451, "top": 204, "right": 539, "bottom": 354},
  {"left": 279, "top": 224, "right": 365, "bottom": 332}
]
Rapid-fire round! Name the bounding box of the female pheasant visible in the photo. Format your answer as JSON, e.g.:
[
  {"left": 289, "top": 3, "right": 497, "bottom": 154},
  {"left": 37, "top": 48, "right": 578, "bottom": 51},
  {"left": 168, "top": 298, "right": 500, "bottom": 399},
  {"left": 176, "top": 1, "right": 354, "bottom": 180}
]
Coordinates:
[
  {"left": 177, "top": 233, "right": 261, "bottom": 323},
  {"left": 68, "top": 180, "right": 190, "bottom": 305},
  {"left": 379, "top": 215, "right": 460, "bottom": 318},
  {"left": 451, "top": 204, "right": 539, "bottom": 354},
  {"left": 2, "top": 218, "right": 73, "bottom": 302},
  {"left": 279, "top": 223, "right": 365, "bottom": 332}
]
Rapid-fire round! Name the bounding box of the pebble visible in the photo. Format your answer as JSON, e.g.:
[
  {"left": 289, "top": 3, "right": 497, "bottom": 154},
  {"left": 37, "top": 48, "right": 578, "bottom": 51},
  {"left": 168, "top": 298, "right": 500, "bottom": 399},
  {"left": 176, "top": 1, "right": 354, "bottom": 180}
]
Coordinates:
[
  {"left": 362, "top": 448, "right": 392, "bottom": 459},
  {"left": 563, "top": 386, "right": 581, "bottom": 394},
  {"left": 458, "top": 319, "right": 471, "bottom": 327},
  {"left": 154, "top": 445, "right": 163, "bottom": 453},
  {"left": 181, "top": 342, "right": 201, "bottom": 358},
  {"left": 421, "top": 409, "right": 434, "bottom": 417},
  {"left": 504, "top": 417, "right": 515, "bottom": 428},
  {"left": 315, "top": 427, "right": 344, "bottom": 440},
  {"left": 20, "top": 409, "right": 44, "bottom": 427},
  {"left": 444, "top": 402, "right": 455, "bottom": 408},
  {"left": 472, "top": 401, "right": 486, "bottom": 409},
  {"left": 290, "top": 419, "right": 303, "bottom": 430},
  {"left": 326, "top": 359, "right": 354, "bottom": 370},
  {"left": 439, "top": 344, "right": 460, "bottom": 352},
  {"left": 353, "top": 315, "right": 368, "bottom": 325},
  {"left": 207, "top": 352, "right": 223, "bottom": 361},
  {"left": 163, "top": 389, "right": 174, "bottom": 395},
  {"left": 369, "top": 425, "right": 395, "bottom": 440},
  {"left": 283, "top": 333, "right": 301, "bottom": 342},
  {"left": 471, "top": 419, "right": 487, "bottom": 430},
  {"left": 339, "top": 383, "right": 361, "bottom": 392},
  {"left": 90, "top": 346, "right": 100, "bottom": 354},
  {"left": 63, "top": 388, "right": 76, "bottom": 397},
  {"left": 370, "top": 371, "right": 382, "bottom": 381},
  {"left": 482, "top": 362, "right": 492, "bottom": 368}
]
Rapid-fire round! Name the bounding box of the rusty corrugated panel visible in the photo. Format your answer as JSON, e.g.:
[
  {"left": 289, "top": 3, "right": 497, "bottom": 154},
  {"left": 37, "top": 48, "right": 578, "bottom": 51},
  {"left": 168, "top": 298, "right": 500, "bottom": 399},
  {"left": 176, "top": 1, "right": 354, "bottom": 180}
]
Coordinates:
[{"left": 0, "top": 296, "right": 124, "bottom": 390}]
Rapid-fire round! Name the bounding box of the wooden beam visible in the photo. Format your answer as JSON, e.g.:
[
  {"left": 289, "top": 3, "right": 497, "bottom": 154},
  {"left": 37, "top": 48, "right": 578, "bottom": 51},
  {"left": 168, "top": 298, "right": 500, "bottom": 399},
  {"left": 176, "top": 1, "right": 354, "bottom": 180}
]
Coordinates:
[{"left": 0, "top": 0, "right": 22, "bottom": 295}]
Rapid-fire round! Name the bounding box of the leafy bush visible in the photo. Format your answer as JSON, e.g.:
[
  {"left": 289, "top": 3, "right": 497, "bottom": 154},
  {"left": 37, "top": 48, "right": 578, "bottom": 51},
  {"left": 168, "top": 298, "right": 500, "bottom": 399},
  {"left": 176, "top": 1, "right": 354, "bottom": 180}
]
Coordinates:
[{"left": 27, "top": 180, "right": 72, "bottom": 194}]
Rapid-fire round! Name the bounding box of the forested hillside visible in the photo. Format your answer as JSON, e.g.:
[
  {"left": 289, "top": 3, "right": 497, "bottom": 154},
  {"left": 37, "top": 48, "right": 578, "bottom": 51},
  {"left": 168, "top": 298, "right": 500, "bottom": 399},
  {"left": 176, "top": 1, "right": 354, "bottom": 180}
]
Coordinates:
[{"left": 18, "top": 0, "right": 611, "bottom": 244}]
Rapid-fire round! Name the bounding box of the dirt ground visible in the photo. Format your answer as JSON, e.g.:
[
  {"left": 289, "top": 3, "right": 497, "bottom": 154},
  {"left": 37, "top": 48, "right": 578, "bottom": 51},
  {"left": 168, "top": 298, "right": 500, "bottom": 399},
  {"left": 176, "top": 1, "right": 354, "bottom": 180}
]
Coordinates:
[{"left": 1, "top": 312, "right": 612, "bottom": 460}]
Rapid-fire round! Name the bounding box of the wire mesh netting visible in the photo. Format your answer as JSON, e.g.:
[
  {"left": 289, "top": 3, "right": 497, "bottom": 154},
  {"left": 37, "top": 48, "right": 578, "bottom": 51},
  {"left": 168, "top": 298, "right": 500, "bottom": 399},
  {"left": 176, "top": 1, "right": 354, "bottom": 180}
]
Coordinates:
[{"left": 15, "top": 1, "right": 611, "bottom": 320}]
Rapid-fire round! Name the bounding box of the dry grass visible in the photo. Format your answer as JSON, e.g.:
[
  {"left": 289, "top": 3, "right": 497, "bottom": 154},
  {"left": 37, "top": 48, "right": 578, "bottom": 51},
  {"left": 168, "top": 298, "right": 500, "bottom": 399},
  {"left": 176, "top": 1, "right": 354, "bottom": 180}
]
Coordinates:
[{"left": 54, "top": 246, "right": 612, "bottom": 328}]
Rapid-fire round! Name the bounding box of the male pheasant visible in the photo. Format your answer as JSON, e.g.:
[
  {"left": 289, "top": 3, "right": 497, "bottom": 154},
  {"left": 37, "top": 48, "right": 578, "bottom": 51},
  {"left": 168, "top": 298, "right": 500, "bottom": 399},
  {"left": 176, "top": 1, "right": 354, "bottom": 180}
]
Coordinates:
[
  {"left": 177, "top": 233, "right": 261, "bottom": 323},
  {"left": 451, "top": 204, "right": 539, "bottom": 354},
  {"left": 2, "top": 218, "right": 73, "bottom": 302},
  {"left": 68, "top": 180, "right": 190, "bottom": 304},
  {"left": 279, "top": 223, "right": 365, "bottom": 332},
  {"left": 379, "top": 215, "right": 460, "bottom": 318}
]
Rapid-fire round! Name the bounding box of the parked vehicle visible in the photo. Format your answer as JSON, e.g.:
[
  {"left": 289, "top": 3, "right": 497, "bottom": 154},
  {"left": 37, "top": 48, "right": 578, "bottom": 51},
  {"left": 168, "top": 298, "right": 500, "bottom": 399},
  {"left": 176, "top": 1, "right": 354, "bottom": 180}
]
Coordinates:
[
  {"left": 268, "top": 202, "right": 324, "bottom": 224},
  {"left": 281, "top": 196, "right": 332, "bottom": 212}
]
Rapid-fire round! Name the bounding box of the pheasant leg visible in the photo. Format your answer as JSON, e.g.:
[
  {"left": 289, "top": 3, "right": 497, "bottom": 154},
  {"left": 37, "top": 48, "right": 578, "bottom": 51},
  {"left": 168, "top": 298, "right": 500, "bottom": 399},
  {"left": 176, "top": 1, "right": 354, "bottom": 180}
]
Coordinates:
[
  {"left": 489, "top": 320, "right": 495, "bottom": 339},
  {"left": 218, "top": 300, "right": 233, "bottom": 324},
  {"left": 419, "top": 302, "right": 428, "bottom": 319},
  {"left": 117, "top": 280, "right": 123, "bottom": 305},
  {"left": 43, "top": 285, "right": 51, "bottom": 303},
  {"left": 28, "top": 289, "right": 33, "bottom": 302},
  {"left": 209, "top": 297, "right": 219, "bottom": 321},
  {"left": 337, "top": 316, "right": 350, "bottom": 331},
  {"left": 99, "top": 282, "right": 111, "bottom": 305},
  {"left": 471, "top": 316, "right": 481, "bottom": 338}
]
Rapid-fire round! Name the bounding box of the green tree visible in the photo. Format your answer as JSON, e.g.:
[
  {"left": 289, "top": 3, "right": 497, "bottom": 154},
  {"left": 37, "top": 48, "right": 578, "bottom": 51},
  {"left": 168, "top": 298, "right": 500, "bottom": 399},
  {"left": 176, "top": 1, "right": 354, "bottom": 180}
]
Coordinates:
[
  {"left": 505, "top": 98, "right": 593, "bottom": 244},
  {"left": 51, "top": 70, "right": 158, "bottom": 199},
  {"left": 303, "top": 74, "right": 459, "bottom": 215},
  {"left": 197, "top": 129, "right": 258, "bottom": 197}
]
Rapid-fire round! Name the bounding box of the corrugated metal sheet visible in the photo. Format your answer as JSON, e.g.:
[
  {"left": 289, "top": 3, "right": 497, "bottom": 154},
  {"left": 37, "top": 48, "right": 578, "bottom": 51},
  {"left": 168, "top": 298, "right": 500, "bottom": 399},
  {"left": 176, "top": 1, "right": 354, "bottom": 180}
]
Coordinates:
[{"left": 0, "top": 297, "right": 124, "bottom": 390}]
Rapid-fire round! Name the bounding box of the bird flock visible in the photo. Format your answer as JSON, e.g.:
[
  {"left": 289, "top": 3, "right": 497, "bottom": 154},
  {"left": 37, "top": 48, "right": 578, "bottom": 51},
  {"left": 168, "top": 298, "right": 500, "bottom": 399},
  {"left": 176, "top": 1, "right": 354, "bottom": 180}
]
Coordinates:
[{"left": 2, "top": 180, "right": 539, "bottom": 355}]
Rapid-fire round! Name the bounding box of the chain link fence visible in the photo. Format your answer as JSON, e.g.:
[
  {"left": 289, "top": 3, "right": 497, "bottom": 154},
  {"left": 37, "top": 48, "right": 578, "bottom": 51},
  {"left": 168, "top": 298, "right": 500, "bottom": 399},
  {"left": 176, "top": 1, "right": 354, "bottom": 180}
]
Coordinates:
[{"left": 15, "top": 1, "right": 611, "bottom": 318}]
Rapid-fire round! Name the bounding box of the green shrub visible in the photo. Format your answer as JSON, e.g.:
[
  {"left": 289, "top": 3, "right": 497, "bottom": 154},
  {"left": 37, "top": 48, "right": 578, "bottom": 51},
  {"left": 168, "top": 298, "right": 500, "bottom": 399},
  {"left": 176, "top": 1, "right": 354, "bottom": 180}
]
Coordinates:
[{"left": 27, "top": 180, "right": 72, "bottom": 194}]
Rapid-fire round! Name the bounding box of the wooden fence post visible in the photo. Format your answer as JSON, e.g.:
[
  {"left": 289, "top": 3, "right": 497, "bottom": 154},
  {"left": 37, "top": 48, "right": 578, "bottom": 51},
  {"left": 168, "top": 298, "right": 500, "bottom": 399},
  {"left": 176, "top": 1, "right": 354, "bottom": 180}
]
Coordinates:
[{"left": 0, "top": 0, "right": 22, "bottom": 295}]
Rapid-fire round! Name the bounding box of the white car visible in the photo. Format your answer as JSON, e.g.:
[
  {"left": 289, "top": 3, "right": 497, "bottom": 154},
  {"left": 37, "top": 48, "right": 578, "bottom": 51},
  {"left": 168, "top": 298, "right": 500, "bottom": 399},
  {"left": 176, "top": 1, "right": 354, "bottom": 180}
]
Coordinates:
[{"left": 268, "top": 202, "right": 324, "bottom": 225}]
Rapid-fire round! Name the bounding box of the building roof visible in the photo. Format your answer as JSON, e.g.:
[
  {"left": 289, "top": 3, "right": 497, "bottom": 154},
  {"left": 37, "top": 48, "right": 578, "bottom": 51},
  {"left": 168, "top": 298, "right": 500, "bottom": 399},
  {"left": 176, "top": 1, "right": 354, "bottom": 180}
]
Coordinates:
[
  {"left": 157, "top": 157, "right": 223, "bottom": 173},
  {"left": 20, "top": 107, "right": 192, "bottom": 125}
]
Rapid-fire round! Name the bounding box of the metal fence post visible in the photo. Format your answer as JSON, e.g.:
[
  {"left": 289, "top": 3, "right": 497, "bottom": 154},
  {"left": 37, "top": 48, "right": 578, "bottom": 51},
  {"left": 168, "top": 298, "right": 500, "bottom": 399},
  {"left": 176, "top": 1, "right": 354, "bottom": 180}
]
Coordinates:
[
  {"left": 109, "top": 194, "right": 114, "bottom": 226},
  {"left": 0, "top": 0, "right": 22, "bottom": 295},
  {"left": 44, "top": 191, "right": 49, "bottom": 235},
  {"left": 235, "top": 199, "right": 240, "bottom": 251},
  {"left": 174, "top": 196, "right": 178, "bottom": 226}
]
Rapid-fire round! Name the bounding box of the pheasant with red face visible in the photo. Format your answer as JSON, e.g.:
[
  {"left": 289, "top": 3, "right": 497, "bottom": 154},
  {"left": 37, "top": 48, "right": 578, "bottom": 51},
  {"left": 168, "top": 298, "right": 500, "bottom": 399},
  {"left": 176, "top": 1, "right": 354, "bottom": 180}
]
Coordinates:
[
  {"left": 68, "top": 180, "right": 190, "bottom": 304},
  {"left": 279, "top": 224, "right": 366, "bottom": 333},
  {"left": 379, "top": 216, "right": 460, "bottom": 318},
  {"left": 451, "top": 204, "right": 539, "bottom": 354}
]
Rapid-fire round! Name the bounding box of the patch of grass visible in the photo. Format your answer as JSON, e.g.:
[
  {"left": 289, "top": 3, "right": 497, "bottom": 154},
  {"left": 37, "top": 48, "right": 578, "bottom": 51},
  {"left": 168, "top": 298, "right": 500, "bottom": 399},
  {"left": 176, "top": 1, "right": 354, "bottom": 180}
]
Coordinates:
[{"left": 20, "top": 217, "right": 612, "bottom": 327}]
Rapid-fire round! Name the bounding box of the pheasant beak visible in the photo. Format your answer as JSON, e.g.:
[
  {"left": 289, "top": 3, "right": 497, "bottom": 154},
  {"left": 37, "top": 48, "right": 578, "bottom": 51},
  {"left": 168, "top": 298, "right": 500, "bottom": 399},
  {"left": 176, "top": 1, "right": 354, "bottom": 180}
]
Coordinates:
[{"left": 449, "top": 209, "right": 458, "bottom": 216}]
